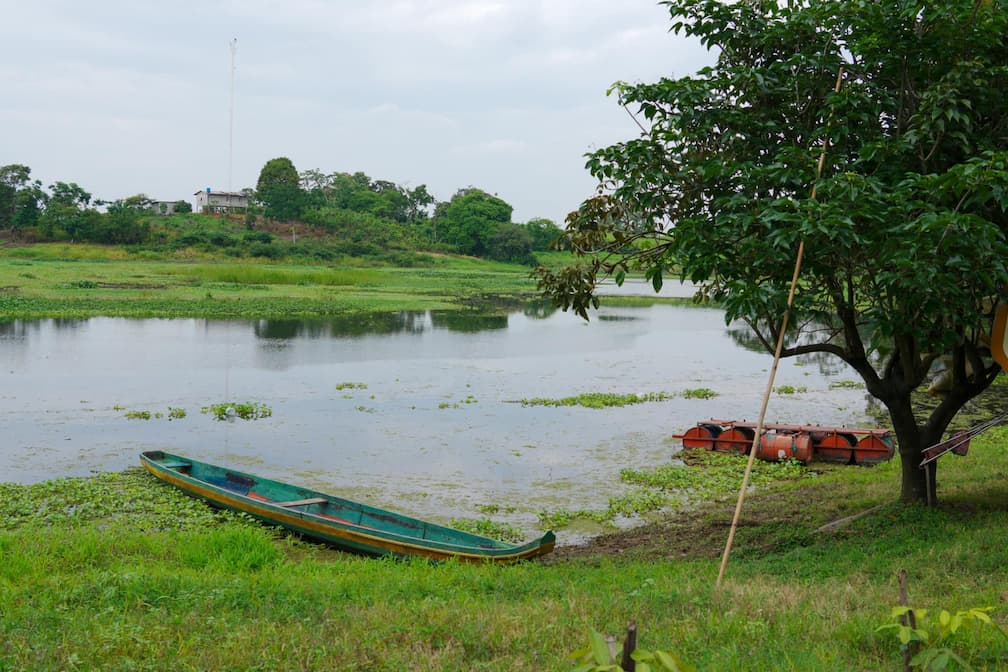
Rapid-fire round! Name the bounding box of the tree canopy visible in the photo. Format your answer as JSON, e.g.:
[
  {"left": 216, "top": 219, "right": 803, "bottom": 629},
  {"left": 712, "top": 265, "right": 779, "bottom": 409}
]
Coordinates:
[
  {"left": 435, "top": 188, "right": 514, "bottom": 257},
  {"left": 537, "top": 0, "right": 1008, "bottom": 503},
  {"left": 256, "top": 157, "right": 304, "bottom": 221}
]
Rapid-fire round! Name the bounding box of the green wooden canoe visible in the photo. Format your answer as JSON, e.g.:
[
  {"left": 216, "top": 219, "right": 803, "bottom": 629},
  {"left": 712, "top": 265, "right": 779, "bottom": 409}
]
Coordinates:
[{"left": 140, "top": 450, "right": 555, "bottom": 562}]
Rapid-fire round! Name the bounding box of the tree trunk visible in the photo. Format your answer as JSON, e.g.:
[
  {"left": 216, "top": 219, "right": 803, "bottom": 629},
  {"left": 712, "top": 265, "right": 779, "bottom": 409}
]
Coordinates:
[
  {"left": 888, "top": 401, "right": 941, "bottom": 505},
  {"left": 899, "top": 448, "right": 936, "bottom": 505}
]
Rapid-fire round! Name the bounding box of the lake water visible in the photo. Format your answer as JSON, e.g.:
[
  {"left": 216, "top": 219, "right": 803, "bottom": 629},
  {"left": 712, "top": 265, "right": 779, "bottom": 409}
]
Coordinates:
[{"left": 0, "top": 298, "right": 874, "bottom": 537}]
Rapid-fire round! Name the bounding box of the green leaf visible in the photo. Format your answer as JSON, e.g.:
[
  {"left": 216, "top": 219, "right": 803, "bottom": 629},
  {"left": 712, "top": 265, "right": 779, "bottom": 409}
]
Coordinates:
[
  {"left": 968, "top": 608, "right": 994, "bottom": 624},
  {"left": 589, "top": 630, "right": 613, "bottom": 665},
  {"left": 654, "top": 649, "right": 695, "bottom": 672}
]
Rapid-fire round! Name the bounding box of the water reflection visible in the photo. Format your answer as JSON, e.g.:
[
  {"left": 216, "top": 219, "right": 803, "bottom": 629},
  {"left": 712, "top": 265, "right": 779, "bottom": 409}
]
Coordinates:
[
  {"left": 725, "top": 322, "right": 860, "bottom": 377},
  {"left": 248, "top": 310, "right": 515, "bottom": 342}
]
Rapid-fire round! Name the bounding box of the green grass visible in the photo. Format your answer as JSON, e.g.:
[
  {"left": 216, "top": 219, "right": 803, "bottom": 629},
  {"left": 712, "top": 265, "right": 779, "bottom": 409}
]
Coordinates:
[
  {"left": 0, "top": 252, "right": 542, "bottom": 319},
  {"left": 2, "top": 427, "right": 1008, "bottom": 669},
  {"left": 0, "top": 243, "right": 703, "bottom": 321}
]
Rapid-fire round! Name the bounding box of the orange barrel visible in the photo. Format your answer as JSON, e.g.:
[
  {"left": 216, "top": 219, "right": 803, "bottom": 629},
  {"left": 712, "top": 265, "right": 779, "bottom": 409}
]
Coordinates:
[
  {"left": 814, "top": 432, "right": 856, "bottom": 464},
  {"left": 757, "top": 432, "right": 813, "bottom": 462},
  {"left": 792, "top": 433, "right": 813, "bottom": 463},
  {"left": 854, "top": 434, "right": 895, "bottom": 464},
  {"left": 681, "top": 424, "right": 721, "bottom": 449},
  {"left": 715, "top": 426, "right": 755, "bottom": 454}
]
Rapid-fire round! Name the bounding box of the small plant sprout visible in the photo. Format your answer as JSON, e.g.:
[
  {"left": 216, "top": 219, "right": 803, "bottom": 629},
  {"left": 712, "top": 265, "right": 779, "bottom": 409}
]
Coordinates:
[
  {"left": 569, "top": 628, "right": 694, "bottom": 672},
  {"left": 877, "top": 605, "right": 1006, "bottom": 671}
]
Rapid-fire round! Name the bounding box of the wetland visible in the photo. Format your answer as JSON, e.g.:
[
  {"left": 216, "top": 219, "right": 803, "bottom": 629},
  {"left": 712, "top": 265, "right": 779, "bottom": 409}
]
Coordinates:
[{"left": 1, "top": 298, "right": 875, "bottom": 540}]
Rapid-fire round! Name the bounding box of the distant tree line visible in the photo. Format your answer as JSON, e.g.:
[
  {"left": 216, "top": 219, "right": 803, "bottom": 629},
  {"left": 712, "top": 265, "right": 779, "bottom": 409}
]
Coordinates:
[
  {"left": 1, "top": 159, "right": 564, "bottom": 264},
  {"left": 255, "top": 156, "right": 564, "bottom": 264},
  {"left": 0, "top": 164, "right": 192, "bottom": 245}
]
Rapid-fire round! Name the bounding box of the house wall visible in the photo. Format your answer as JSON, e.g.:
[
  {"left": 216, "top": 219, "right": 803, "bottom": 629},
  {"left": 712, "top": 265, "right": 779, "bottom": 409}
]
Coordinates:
[{"left": 194, "top": 190, "right": 248, "bottom": 214}]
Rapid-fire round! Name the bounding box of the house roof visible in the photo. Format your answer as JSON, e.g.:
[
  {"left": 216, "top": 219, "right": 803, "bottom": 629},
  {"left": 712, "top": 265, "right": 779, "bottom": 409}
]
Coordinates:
[{"left": 193, "top": 190, "right": 248, "bottom": 197}]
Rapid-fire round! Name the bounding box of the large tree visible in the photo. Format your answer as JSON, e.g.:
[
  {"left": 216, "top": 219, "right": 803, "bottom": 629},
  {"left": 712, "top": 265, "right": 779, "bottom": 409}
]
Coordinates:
[
  {"left": 256, "top": 157, "right": 304, "bottom": 221},
  {"left": 0, "top": 164, "right": 31, "bottom": 229},
  {"left": 435, "top": 188, "right": 513, "bottom": 257},
  {"left": 537, "top": 0, "right": 1008, "bottom": 504}
]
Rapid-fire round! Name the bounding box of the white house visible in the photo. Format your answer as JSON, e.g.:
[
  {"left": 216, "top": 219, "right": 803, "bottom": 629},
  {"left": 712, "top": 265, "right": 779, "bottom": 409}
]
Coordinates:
[{"left": 194, "top": 188, "right": 249, "bottom": 214}]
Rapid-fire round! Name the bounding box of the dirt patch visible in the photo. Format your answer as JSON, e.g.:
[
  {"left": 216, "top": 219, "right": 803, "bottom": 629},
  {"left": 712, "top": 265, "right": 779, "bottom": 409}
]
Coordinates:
[{"left": 544, "top": 481, "right": 872, "bottom": 564}]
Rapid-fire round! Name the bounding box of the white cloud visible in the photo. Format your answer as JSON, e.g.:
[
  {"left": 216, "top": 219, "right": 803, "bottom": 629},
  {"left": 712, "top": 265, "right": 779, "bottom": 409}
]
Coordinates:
[{"left": 0, "top": 1, "right": 713, "bottom": 224}]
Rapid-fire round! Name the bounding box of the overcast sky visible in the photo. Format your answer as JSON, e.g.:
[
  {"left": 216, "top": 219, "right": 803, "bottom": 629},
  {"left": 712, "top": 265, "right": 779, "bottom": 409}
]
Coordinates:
[{"left": 1, "top": 1, "right": 711, "bottom": 224}]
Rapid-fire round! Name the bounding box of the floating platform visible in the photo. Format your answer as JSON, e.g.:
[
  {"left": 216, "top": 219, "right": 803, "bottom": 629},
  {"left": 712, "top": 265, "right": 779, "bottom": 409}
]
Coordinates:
[{"left": 673, "top": 419, "right": 895, "bottom": 465}]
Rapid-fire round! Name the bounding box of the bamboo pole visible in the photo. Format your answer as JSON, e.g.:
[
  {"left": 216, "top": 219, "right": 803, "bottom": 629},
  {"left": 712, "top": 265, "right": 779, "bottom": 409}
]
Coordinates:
[{"left": 715, "top": 67, "right": 845, "bottom": 591}]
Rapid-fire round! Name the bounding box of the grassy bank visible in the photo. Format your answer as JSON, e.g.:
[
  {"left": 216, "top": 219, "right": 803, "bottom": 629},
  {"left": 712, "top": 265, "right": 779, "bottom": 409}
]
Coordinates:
[
  {"left": 3, "top": 428, "right": 1007, "bottom": 670},
  {"left": 0, "top": 245, "right": 549, "bottom": 319}
]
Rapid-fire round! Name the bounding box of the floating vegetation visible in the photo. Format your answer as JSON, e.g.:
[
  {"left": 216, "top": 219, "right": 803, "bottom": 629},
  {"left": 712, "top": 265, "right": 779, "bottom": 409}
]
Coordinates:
[
  {"left": 829, "top": 380, "right": 864, "bottom": 390},
  {"left": 682, "top": 387, "right": 718, "bottom": 399},
  {"left": 774, "top": 385, "right": 808, "bottom": 394},
  {"left": 438, "top": 395, "right": 478, "bottom": 410},
  {"left": 518, "top": 391, "right": 674, "bottom": 409},
  {"left": 450, "top": 517, "right": 526, "bottom": 544},
  {"left": 0, "top": 469, "right": 254, "bottom": 531},
  {"left": 478, "top": 503, "right": 517, "bottom": 515},
  {"left": 355, "top": 406, "right": 375, "bottom": 413},
  {"left": 335, "top": 382, "right": 368, "bottom": 391},
  {"left": 201, "top": 402, "right": 272, "bottom": 421},
  {"left": 121, "top": 406, "right": 187, "bottom": 420}
]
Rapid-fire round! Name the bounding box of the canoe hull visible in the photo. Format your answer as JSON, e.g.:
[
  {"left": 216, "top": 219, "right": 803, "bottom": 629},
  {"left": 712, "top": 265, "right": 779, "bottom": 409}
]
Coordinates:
[{"left": 140, "top": 451, "right": 554, "bottom": 563}]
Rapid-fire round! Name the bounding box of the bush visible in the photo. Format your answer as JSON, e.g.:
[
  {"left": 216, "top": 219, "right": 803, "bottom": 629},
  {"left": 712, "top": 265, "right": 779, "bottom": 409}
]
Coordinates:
[
  {"left": 247, "top": 242, "right": 281, "bottom": 259},
  {"left": 243, "top": 230, "right": 274, "bottom": 244}
]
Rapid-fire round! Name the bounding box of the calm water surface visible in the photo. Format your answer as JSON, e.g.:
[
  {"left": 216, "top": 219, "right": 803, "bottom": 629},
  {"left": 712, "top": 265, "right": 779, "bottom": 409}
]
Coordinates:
[{"left": 0, "top": 300, "right": 874, "bottom": 537}]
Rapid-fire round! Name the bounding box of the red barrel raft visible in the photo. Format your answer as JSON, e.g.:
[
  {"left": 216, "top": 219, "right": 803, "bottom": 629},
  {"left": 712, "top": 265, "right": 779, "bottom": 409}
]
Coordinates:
[{"left": 673, "top": 420, "right": 895, "bottom": 465}]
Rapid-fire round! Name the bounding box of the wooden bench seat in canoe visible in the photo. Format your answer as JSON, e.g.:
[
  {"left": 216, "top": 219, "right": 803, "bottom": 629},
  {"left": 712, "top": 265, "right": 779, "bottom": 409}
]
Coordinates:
[
  {"left": 274, "top": 497, "right": 327, "bottom": 508},
  {"left": 160, "top": 461, "right": 191, "bottom": 470}
]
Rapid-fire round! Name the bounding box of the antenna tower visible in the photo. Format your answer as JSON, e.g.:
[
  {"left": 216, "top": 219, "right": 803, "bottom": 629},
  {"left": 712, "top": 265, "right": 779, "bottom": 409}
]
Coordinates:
[{"left": 228, "top": 38, "right": 237, "bottom": 193}]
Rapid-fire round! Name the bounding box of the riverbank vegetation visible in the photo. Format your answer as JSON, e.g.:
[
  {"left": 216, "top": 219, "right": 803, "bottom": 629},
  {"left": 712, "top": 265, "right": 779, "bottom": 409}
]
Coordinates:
[
  {"left": 0, "top": 245, "right": 546, "bottom": 319},
  {"left": 2, "top": 426, "right": 1007, "bottom": 670}
]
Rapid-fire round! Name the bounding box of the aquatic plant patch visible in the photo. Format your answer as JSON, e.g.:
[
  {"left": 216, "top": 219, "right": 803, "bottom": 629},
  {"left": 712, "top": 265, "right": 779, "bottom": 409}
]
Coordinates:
[
  {"left": 0, "top": 469, "right": 251, "bottom": 531},
  {"left": 517, "top": 391, "right": 675, "bottom": 409},
  {"left": 829, "top": 379, "right": 864, "bottom": 389},
  {"left": 681, "top": 387, "right": 718, "bottom": 399},
  {"left": 121, "top": 406, "right": 187, "bottom": 421},
  {"left": 201, "top": 402, "right": 273, "bottom": 421},
  {"left": 449, "top": 517, "right": 527, "bottom": 544}
]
